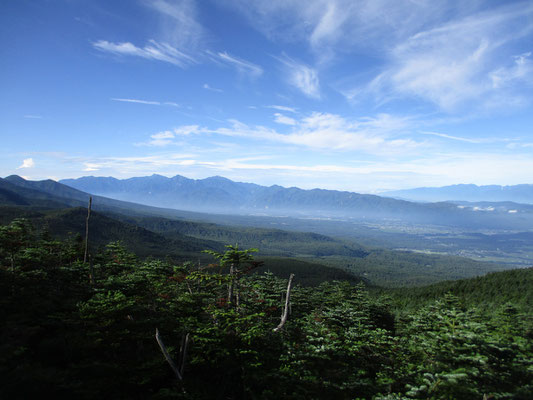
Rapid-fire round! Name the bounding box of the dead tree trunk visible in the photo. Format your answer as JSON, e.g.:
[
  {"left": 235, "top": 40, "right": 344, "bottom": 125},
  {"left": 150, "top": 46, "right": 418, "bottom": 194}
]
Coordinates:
[
  {"left": 273, "top": 273, "right": 295, "bottom": 332},
  {"left": 155, "top": 328, "right": 189, "bottom": 382},
  {"left": 228, "top": 263, "right": 235, "bottom": 304},
  {"left": 178, "top": 333, "right": 190, "bottom": 377},
  {"left": 84, "top": 197, "right": 94, "bottom": 285},
  {"left": 84, "top": 197, "right": 92, "bottom": 263}
]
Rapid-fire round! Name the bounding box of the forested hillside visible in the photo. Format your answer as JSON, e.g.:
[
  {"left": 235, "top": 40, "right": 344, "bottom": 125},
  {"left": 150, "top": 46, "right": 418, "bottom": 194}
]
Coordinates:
[
  {"left": 0, "top": 204, "right": 507, "bottom": 287},
  {"left": 1, "top": 218, "right": 531, "bottom": 399},
  {"left": 384, "top": 267, "right": 533, "bottom": 312}
]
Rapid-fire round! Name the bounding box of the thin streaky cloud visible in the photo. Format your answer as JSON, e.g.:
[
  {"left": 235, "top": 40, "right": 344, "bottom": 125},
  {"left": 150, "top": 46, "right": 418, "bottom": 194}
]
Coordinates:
[
  {"left": 112, "top": 98, "right": 161, "bottom": 105},
  {"left": 215, "top": 51, "right": 263, "bottom": 77},
  {"left": 163, "top": 102, "right": 181, "bottom": 108},
  {"left": 203, "top": 83, "right": 223, "bottom": 92},
  {"left": 266, "top": 105, "right": 297, "bottom": 113},
  {"left": 93, "top": 39, "right": 196, "bottom": 67},
  {"left": 420, "top": 131, "right": 482, "bottom": 144},
  {"left": 420, "top": 131, "right": 516, "bottom": 145},
  {"left": 112, "top": 98, "right": 181, "bottom": 108},
  {"left": 23, "top": 115, "right": 43, "bottom": 119}
]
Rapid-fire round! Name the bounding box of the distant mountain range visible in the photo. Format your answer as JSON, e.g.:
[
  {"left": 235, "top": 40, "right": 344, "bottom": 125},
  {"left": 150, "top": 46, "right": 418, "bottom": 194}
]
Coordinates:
[
  {"left": 383, "top": 184, "right": 533, "bottom": 204},
  {"left": 0, "top": 175, "right": 512, "bottom": 286},
  {"left": 57, "top": 174, "right": 533, "bottom": 229},
  {"left": 60, "top": 174, "right": 428, "bottom": 217}
]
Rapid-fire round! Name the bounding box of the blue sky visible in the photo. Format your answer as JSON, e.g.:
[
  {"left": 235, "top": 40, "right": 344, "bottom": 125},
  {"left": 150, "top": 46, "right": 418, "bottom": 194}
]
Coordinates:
[{"left": 1, "top": 0, "right": 533, "bottom": 193}]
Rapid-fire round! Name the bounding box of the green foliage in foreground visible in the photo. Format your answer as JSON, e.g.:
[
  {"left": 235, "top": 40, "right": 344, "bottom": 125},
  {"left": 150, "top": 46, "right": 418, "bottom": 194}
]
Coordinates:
[{"left": 0, "top": 219, "right": 532, "bottom": 399}]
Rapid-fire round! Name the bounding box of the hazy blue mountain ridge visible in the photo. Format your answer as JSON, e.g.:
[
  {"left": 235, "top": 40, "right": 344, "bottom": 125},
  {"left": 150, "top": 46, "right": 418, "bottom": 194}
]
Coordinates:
[
  {"left": 383, "top": 183, "right": 533, "bottom": 204},
  {"left": 59, "top": 174, "right": 533, "bottom": 230}
]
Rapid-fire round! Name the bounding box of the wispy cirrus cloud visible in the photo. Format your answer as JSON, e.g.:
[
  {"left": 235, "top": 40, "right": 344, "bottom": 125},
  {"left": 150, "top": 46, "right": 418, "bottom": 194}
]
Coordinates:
[
  {"left": 209, "top": 51, "right": 263, "bottom": 78},
  {"left": 112, "top": 98, "right": 161, "bottom": 105},
  {"left": 277, "top": 55, "right": 320, "bottom": 99},
  {"left": 145, "top": 0, "right": 205, "bottom": 49},
  {"left": 111, "top": 98, "right": 180, "bottom": 107},
  {"left": 24, "top": 115, "right": 42, "bottom": 119},
  {"left": 203, "top": 83, "right": 223, "bottom": 92},
  {"left": 223, "top": 0, "right": 450, "bottom": 60},
  {"left": 419, "top": 131, "right": 483, "bottom": 144},
  {"left": 490, "top": 52, "right": 533, "bottom": 89},
  {"left": 419, "top": 131, "right": 516, "bottom": 145},
  {"left": 350, "top": 2, "right": 533, "bottom": 112},
  {"left": 225, "top": 1, "right": 533, "bottom": 112},
  {"left": 266, "top": 105, "right": 297, "bottom": 113},
  {"left": 93, "top": 39, "right": 196, "bottom": 67}
]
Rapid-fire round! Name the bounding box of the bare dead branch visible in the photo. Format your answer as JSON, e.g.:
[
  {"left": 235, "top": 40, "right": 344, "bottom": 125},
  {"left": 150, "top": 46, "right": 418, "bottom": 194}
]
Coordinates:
[
  {"left": 155, "top": 328, "right": 183, "bottom": 381},
  {"left": 273, "top": 273, "right": 295, "bottom": 332}
]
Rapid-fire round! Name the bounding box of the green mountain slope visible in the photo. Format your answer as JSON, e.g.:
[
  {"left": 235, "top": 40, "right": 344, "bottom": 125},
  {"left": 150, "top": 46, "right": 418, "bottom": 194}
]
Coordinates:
[
  {"left": 384, "top": 267, "right": 533, "bottom": 312},
  {"left": 0, "top": 178, "right": 79, "bottom": 209},
  {"left": 3, "top": 207, "right": 222, "bottom": 260},
  {"left": 112, "top": 214, "right": 369, "bottom": 258}
]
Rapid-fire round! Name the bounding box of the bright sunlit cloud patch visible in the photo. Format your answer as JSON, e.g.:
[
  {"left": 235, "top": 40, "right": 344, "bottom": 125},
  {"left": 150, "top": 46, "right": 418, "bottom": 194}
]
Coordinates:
[{"left": 17, "top": 158, "right": 35, "bottom": 169}]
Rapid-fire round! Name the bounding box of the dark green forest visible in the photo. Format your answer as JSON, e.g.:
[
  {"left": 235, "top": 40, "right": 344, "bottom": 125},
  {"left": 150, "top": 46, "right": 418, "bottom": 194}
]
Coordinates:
[{"left": 1, "top": 218, "right": 531, "bottom": 399}]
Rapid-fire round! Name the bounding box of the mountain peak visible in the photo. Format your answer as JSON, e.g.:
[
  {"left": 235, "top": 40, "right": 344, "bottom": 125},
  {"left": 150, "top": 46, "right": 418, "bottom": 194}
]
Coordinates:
[{"left": 4, "top": 175, "right": 27, "bottom": 183}]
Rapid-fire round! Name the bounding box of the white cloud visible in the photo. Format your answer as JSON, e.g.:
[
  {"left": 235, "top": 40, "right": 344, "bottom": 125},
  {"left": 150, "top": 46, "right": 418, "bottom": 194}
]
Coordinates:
[
  {"left": 141, "top": 125, "right": 206, "bottom": 146},
  {"left": 278, "top": 55, "right": 320, "bottom": 98},
  {"left": 17, "top": 158, "right": 35, "bottom": 169},
  {"left": 152, "top": 112, "right": 415, "bottom": 153},
  {"left": 83, "top": 163, "right": 100, "bottom": 172},
  {"left": 111, "top": 98, "right": 181, "bottom": 108},
  {"left": 112, "top": 98, "right": 161, "bottom": 105},
  {"left": 213, "top": 51, "right": 263, "bottom": 77},
  {"left": 349, "top": 3, "right": 533, "bottom": 112},
  {"left": 23, "top": 115, "right": 42, "bottom": 119},
  {"left": 93, "top": 39, "right": 196, "bottom": 67},
  {"left": 203, "top": 83, "right": 223, "bottom": 92},
  {"left": 491, "top": 52, "right": 533, "bottom": 89},
  {"left": 273, "top": 113, "right": 297, "bottom": 126},
  {"left": 266, "top": 105, "right": 297, "bottom": 113}
]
